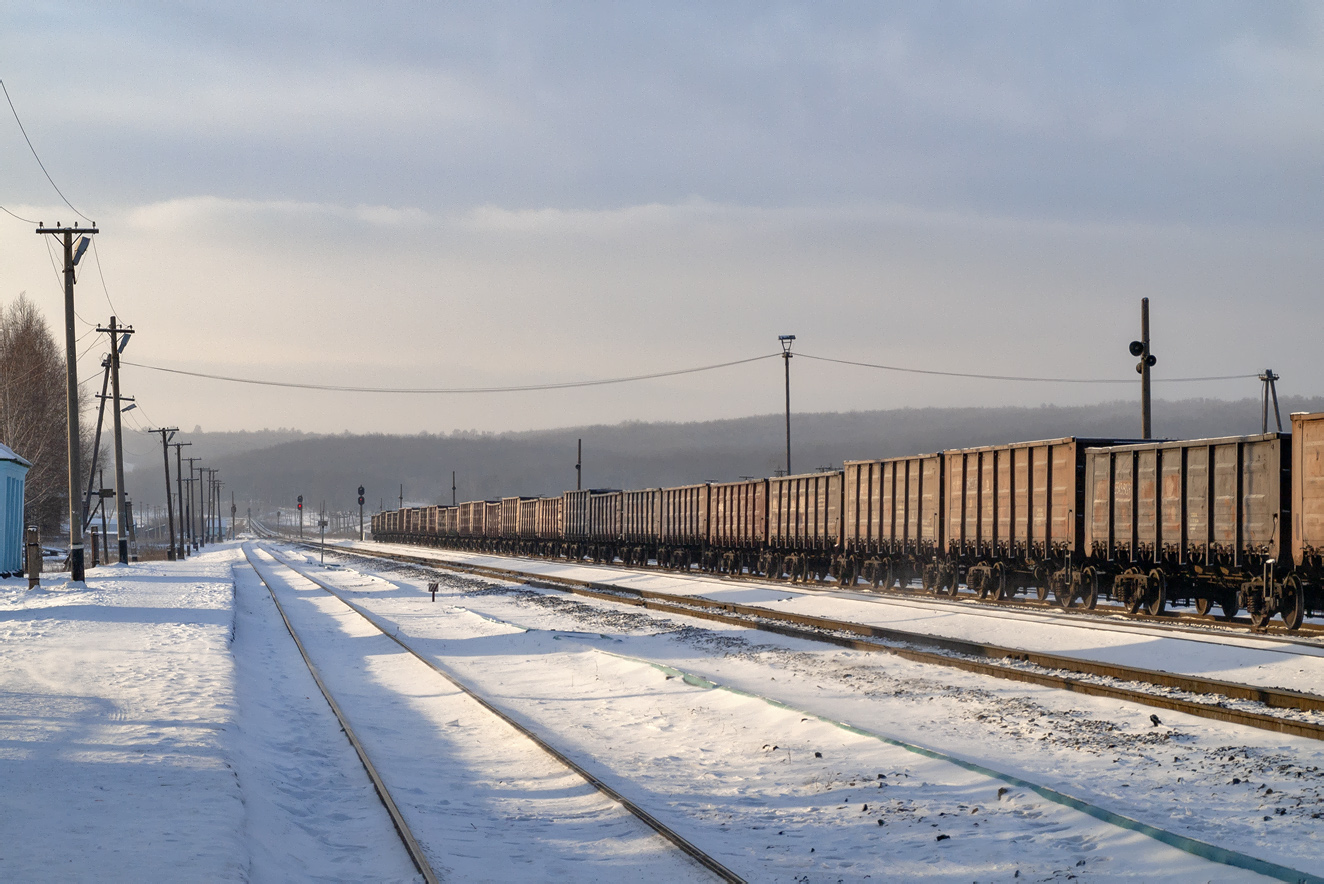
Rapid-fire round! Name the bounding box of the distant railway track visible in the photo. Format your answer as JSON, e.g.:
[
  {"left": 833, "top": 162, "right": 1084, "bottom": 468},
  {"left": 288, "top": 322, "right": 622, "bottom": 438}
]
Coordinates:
[
  {"left": 244, "top": 542, "right": 745, "bottom": 884},
  {"left": 258, "top": 531, "right": 1324, "bottom": 743}
]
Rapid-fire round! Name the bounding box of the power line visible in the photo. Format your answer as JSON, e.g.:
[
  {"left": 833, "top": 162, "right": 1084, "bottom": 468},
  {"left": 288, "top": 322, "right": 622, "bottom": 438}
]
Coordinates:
[
  {"left": 0, "top": 79, "right": 92, "bottom": 223},
  {"left": 797, "top": 352, "right": 1260, "bottom": 385},
  {"left": 121, "top": 353, "right": 780, "bottom": 394},
  {"left": 89, "top": 238, "right": 122, "bottom": 318},
  {"left": 0, "top": 204, "right": 37, "bottom": 224}
]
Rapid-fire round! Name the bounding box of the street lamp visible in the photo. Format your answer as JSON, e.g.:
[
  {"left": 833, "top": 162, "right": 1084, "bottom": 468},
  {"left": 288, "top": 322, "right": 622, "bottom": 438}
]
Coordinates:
[{"left": 779, "top": 334, "right": 796, "bottom": 476}]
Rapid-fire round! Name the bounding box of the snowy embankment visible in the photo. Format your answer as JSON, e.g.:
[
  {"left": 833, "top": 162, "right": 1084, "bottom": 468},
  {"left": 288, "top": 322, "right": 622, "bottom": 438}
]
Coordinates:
[{"left": 349, "top": 540, "right": 1324, "bottom": 698}]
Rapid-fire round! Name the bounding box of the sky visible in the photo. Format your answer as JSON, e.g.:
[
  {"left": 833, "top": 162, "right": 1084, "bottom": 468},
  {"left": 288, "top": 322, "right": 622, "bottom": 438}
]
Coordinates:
[{"left": 1, "top": 2, "right": 1322, "bottom": 435}]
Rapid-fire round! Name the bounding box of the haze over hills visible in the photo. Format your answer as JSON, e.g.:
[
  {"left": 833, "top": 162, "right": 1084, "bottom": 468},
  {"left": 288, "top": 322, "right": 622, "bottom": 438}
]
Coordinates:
[{"left": 137, "top": 395, "right": 1321, "bottom": 516}]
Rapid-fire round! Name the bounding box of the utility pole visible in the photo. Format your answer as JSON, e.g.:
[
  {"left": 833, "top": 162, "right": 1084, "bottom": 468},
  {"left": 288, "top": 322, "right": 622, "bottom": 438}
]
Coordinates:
[
  {"left": 779, "top": 334, "right": 796, "bottom": 476},
  {"left": 451, "top": 471, "right": 456, "bottom": 506},
  {"left": 399, "top": 484, "right": 404, "bottom": 509},
  {"left": 97, "top": 317, "right": 134, "bottom": 563},
  {"left": 37, "top": 221, "right": 98, "bottom": 580},
  {"left": 576, "top": 439, "right": 582, "bottom": 490},
  {"left": 173, "top": 443, "right": 191, "bottom": 558},
  {"left": 231, "top": 492, "right": 236, "bottom": 541},
  {"left": 1129, "top": 299, "right": 1156, "bottom": 440},
  {"left": 1261, "top": 369, "right": 1282, "bottom": 433},
  {"left": 83, "top": 357, "right": 111, "bottom": 531},
  {"left": 152, "top": 428, "right": 179, "bottom": 560},
  {"left": 184, "top": 457, "right": 202, "bottom": 550}
]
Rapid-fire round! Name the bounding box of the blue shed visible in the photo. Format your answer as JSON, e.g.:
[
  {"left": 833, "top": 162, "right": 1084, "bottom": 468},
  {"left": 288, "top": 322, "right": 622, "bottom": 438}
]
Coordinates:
[{"left": 0, "top": 443, "right": 31, "bottom": 575}]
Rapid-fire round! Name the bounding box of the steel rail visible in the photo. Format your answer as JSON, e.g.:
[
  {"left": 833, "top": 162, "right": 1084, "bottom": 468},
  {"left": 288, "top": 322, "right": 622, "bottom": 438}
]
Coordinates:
[
  {"left": 278, "top": 538, "right": 1324, "bottom": 742},
  {"left": 252, "top": 543, "right": 745, "bottom": 884},
  {"left": 239, "top": 547, "right": 440, "bottom": 884}
]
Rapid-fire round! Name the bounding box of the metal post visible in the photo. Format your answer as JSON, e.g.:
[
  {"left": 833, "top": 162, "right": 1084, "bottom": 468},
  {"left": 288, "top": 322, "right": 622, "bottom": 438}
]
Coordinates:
[
  {"left": 1261, "top": 369, "right": 1282, "bottom": 433},
  {"left": 779, "top": 334, "right": 795, "bottom": 475},
  {"left": 576, "top": 439, "right": 582, "bottom": 490},
  {"left": 1140, "top": 299, "right": 1152, "bottom": 440},
  {"left": 451, "top": 471, "right": 456, "bottom": 507}
]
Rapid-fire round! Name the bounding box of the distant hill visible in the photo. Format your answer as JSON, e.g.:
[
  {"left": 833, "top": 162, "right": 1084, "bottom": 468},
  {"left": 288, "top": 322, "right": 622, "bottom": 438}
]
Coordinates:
[{"left": 155, "top": 395, "right": 1324, "bottom": 515}]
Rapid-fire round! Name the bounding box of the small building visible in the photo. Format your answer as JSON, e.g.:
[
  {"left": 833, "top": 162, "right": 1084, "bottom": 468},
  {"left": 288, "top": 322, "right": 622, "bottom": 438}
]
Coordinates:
[{"left": 0, "top": 443, "right": 31, "bottom": 575}]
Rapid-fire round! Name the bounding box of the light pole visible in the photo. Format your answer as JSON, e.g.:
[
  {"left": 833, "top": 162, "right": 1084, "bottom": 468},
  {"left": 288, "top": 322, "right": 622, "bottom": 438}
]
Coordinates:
[{"left": 779, "top": 334, "right": 795, "bottom": 476}]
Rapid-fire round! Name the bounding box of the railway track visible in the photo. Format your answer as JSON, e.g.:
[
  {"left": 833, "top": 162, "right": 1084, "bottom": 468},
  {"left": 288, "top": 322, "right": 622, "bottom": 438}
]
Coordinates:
[
  {"left": 261, "top": 533, "right": 1324, "bottom": 742},
  {"left": 242, "top": 542, "right": 744, "bottom": 883}
]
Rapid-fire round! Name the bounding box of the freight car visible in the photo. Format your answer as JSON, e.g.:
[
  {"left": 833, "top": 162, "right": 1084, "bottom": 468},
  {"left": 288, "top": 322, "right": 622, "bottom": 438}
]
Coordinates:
[{"left": 370, "top": 420, "right": 1324, "bottom": 628}]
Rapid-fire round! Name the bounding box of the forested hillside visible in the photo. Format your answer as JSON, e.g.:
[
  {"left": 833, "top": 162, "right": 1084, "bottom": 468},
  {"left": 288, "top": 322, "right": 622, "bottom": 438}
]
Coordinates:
[{"left": 189, "top": 395, "right": 1323, "bottom": 514}]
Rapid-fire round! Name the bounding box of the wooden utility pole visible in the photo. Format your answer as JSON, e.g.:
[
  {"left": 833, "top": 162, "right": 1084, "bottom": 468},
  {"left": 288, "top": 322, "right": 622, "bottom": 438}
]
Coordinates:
[
  {"left": 97, "top": 317, "right": 134, "bottom": 563},
  {"left": 184, "top": 457, "right": 202, "bottom": 550},
  {"left": 83, "top": 357, "right": 111, "bottom": 531},
  {"left": 36, "top": 222, "right": 98, "bottom": 580},
  {"left": 151, "top": 428, "right": 178, "bottom": 560},
  {"left": 172, "top": 442, "right": 191, "bottom": 557}
]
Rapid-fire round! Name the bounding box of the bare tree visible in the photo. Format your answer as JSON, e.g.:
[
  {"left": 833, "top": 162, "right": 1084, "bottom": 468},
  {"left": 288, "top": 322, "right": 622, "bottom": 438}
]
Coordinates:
[{"left": 0, "top": 293, "right": 88, "bottom": 536}]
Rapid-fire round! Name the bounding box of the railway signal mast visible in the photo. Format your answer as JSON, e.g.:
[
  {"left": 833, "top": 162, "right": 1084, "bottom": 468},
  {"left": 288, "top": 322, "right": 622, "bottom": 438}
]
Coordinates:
[
  {"left": 297, "top": 495, "right": 304, "bottom": 538},
  {"left": 357, "top": 485, "right": 365, "bottom": 540},
  {"left": 1129, "top": 300, "right": 1156, "bottom": 439}
]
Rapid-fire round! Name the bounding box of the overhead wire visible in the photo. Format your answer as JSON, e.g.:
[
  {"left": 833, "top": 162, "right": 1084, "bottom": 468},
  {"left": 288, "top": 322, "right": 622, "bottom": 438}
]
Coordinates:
[
  {"left": 0, "top": 203, "right": 37, "bottom": 224},
  {"left": 0, "top": 79, "right": 92, "bottom": 223},
  {"left": 89, "top": 238, "right": 122, "bottom": 319},
  {"left": 120, "top": 352, "right": 781, "bottom": 394},
  {"left": 796, "top": 352, "right": 1260, "bottom": 385}
]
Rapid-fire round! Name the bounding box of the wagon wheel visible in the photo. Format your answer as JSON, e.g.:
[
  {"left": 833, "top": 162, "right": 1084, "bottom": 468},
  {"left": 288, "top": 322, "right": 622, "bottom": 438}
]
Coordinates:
[
  {"left": 937, "top": 565, "right": 958, "bottom": 596},
  {"left": 1036, "top": 583, "right": 1049, "bottom": 602},
  {"left": 1146, "top": 569, "right": 1167, "bottom": 616},
  {"left": 1081, "top": 567, "right": 1100, "bottom": 610},
  {"left": 921, "top": 563, "right": 938, "bottom": 593},
  {"left": 1122, "top": 568, "right": 1145, "bottom": 614},
  {"left": 1057, "top": 571, "right": 1078, "bottom": 609},
  {"left": 1218, "top": 591, "right": 1240, "bottom": 621},
  {"left": 993, "top": 564, "right": 1011, "bottom": 601},
  {"left": 1194, "top": 597, "right": 1213, "bottom": 617},
  {"left": 1281, "top": 574, "right": 1306, "bottom": 631}
]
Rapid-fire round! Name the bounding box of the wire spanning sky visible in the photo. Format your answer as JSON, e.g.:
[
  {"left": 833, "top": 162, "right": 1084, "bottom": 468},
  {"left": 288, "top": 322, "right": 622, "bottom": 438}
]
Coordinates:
[{"left": 0, "top": 3, "right": 1321, "bottom": 434}]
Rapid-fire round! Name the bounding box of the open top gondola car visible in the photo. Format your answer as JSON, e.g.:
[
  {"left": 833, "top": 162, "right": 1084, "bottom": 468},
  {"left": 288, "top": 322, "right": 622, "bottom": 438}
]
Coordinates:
[
  {"left": 766, "top": 470, "right": 841, "bottom": 581},
  {"left": 1084, "top": 433, "right": 1292, "bottom": 623},
  {"left": 841, "top": 452, "right": 943, "bottom": 590}
]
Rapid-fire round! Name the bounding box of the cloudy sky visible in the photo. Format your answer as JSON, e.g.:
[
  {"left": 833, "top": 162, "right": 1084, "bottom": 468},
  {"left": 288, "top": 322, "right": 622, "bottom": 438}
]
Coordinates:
[{"left": 1, "top": 2, "right": 1321, "bottom": 435}]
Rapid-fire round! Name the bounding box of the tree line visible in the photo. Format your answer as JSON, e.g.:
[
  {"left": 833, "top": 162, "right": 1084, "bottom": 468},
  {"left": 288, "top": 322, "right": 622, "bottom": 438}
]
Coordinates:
[{"left": 0, "top": 293, "right": 95, "bottom": 537}]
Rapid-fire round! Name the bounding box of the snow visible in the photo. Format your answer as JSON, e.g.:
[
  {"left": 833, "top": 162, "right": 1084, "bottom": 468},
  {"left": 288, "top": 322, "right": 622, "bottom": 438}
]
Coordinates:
[{"left": 1, "top": 538, "right": 1320, "bottom": 882}]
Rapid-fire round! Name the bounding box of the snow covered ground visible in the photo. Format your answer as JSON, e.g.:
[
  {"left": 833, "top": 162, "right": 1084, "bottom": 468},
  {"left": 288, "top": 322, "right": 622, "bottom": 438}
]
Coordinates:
[
  {"left": 1, "top": 539, "right": 1321, "bottom": 882},
  {"left": 347, "top": 541, "right": 1324, "bottom": 699}
]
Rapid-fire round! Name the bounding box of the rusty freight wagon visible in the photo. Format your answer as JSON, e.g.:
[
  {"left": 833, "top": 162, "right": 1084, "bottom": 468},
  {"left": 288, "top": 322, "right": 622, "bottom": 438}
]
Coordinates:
[
  {"left": 441, "top": 505, "right": 459, "bottom": 537},
  {"left": 708, "top": 479, "right": 767, "bottom": 574},
  {"left": 457, "top": 500, "right": 485, "bottom": 541},
  {"left": 483, "top": 501, "right": 503, "bottom": 545},
  {"left": 586, "top": 490, "right": 623, "bottom": 562},
  {"left": 659, "top": 483, "right": 709, "bottom": 569},
  {"left": 1088, "top": 433, "right": 1295, "bottom": 623},
  {"left": 517, "top": 497, "right": 539, "bottom": 553},
  {"left": 621, "top": 488, "right": 661, "bottom": 566},
  {"left": 942, "top": 437, "right": 1128, "bottom": 606},
  {"left": 1085, "top": 433, "right": 1295, "bottom": 625},
  {"left": 766, "top": 471, "right": 842, "bottom": 581},
  {"left": 1290, "top": 412, "right": 1324, "bottom": 627},
  {"left": 535, "top": 496, "right": 563, "bottom": 554},
  {"left": 840, "top": 453, "right": 943, "bottom": 590}
]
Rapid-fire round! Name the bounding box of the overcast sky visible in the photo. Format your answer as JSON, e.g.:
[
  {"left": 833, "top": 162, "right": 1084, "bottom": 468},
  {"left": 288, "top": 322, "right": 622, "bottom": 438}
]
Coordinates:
[{"left": 1, "top": 2, "right": 1321, "bottom": 435}]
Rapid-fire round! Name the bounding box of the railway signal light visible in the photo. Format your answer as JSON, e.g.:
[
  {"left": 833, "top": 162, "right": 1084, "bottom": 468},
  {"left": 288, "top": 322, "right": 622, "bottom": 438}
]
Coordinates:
[
  {"left": 358, "top": 496, "right": 365, "bottom": 505},
  {"left": 297, "top": 495, "right": 303, "bottom": 511},
  {"left": 1128, "top": 340, "right": 1144, "bottom": 357}
]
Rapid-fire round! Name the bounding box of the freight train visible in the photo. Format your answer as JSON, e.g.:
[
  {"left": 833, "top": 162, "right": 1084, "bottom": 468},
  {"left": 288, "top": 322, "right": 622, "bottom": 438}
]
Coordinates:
[{"left": 371, "top": 411, "right": 1324, "bottom": 630}]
